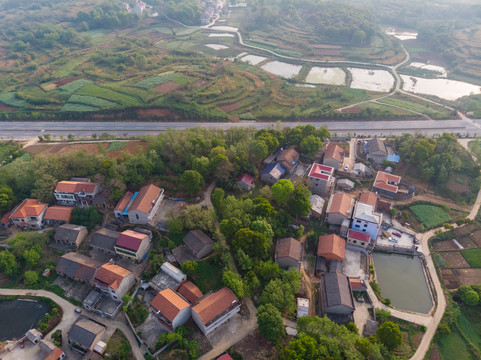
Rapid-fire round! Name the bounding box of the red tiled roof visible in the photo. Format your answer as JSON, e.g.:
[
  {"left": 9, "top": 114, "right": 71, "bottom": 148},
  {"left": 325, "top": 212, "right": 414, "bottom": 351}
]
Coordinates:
[
  {"left": 237, "top": 173, "right": 254, "bottom": 186},
  {"left": 10, "top": 199, "right": 47, "bottom": 219},
  {"left": 326, "top": 193, "right": 353, "bottom": 218},
  {"left": 94, "top": 263, "right": 132, "bottom": 290},
  {"left": 348, "top": 229, "right": 370, "bottom": 242},
  {"left": 115, "top": 230, "right": 148, "bottom": 252},
  {"left": 130, "top": 184, "right": 162, "bottom": 214},
  {"left": 151, "top": 289, "right": 190, "bottom": 322},
  {"left": 276, "top": 237, "right": 302, "bottom": 261},
  {"left": 0, "top": 211, "right": 11, "bottom": 224},
  {"left": 114, "top": 191, "right": 133, "bottom": 212},
  {"left": 324, "top": 142, "right": 344, "bottom": 162},
  {"left": 44, "top": 206, "right": 73, "bottom": 222},
  {"left": 55, "top": 181, "right": 97, "bottom": 194},
  {"left": 309, "top": 163, "right": 334, "bottom": 180},
  {"left": 359, "top": 191, "right": 378, "bottom": 207},
  {"left": 373, "top": 171, "right": 401, "bottom": 193},
  {"left": 45, "top": 347, "right": 65, "bottom": 360},
  {"left": 349, "top": 278, "right": 364, "bottom": 290},
  {"left": 317, "top": 234, "right": 346, "bottom": 261},
  {"left": 192, "top": 287, "right": 238, "bottom": 325},
  {"left": 177, "top": 281, "right": 203, "bottom": 304},
  {"left": 217, "top": 354, "right": 234, "bottom": 360}
]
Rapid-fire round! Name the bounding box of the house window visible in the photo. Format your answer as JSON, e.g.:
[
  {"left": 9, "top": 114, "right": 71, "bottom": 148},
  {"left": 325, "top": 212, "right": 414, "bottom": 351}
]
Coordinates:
[
  {"left": 353, "top": 240, "right": 357, "bottom": 244},
  {"left": 364, "top": 224, "right": 368, "bottom": 227},
  {"left": 362, "top": 229, "right": 366, "bottom": 232},
  {"left": 136, "top": 214, "right": 139, "bottom": 220},
  {"left": 356, "top": 220, "right": 361, "bottom": 223},
  {"left": 355, "top": 225, "right": 360, "bottom": 228}
]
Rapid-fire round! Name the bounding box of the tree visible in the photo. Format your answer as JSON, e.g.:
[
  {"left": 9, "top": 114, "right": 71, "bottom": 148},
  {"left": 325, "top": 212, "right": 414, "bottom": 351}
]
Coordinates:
[
  {"left": 271, "top": 179, "right": 294, "bottom": 205},
  {"left": 0, "top": 186, "right": 14, "bottom": 213},
  {"left": 71, "top": 206, "right": 103, "bottom": 231},
  {"left": 355, "top": 338, "right": 372, "bottom": 357},
  {"left": 181, "top": 261, "right": 198, "bottom": 278},
  {"left": 0, "top": 250, "right": 18, "bottom": 276},
  {"left": 250, "top": 219, "right": 274, "bottom": 241},
  {"left": 180, "top": 205, "right": 216, "bottom": 234},
  {"left": 222, "top": 270, "right": 245, "bottom": 298},
  {"left": 345, "top": 322, "right": 359, "bottom": 334},
  {"left": 24, "top": 246, "right": 41, "bottom": 267},
  {"left": 236, "top": 249, "right": 253, "bottom": 271},
  {"left": 461, "top": 289, "right": 479, "bottom": 306},
  {"left": 24, "top": 270, "right": 38, "bottom": 286},
  {"left": 376, "top": 322, "right": 402, "bottom": 351},
  {"left": 180, "top": 170, "right": 205, "bottom": 195},
  {"left": 288, "top": 186, "right": 311, "bottom": 217},
  {"left": 300, "top": 135, "right": 322, "bottom": 156},
  {"left": 220, "top": 218, "right": 242, "bottom": 239},
  {"left": 260, "top": 278, "right": 296, "bottom": 314},
  {"left": 211, "top": 188, "right": 224, "bottom": 210},
  {"left": 375, "top": 308, "right": 391, "bottom": 324},
  {"left": 257, "top": 304, "right": 285, "bottom": 342},
  {"left": 282, "top": 335, "right": 321, "bottom": 360},
  {"left": 232, "top": 228, "right": 270, "bottom": 259},
  {"left": 135, "top": 53, "right": 146, "bottom": 69},
  {"left": 31, "top": 172, "right": 58, "bottom": 203},
  {"left": 192, "top": 156, "right": 210, "bottom": 178}
]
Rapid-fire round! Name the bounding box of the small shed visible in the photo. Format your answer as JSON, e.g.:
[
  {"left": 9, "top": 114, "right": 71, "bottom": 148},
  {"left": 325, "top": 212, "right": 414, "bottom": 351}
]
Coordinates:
[
  {"left": 26, "top": 329, "right": 43, "bottom": 344},
  {"left": 183, "top": 230, "right": 214, "bottom": 259},
  {"left": 309, "top": 195, "right": 325, "bottom": 218},
  {"left": 297, "top": 298, "right": 309, "bottom": 318},
  {"left": 337, "top": 179, "right": 355, "bottom": 191},
  {"left": 236, "top": 173, "right": 255, "bottom": 191}
]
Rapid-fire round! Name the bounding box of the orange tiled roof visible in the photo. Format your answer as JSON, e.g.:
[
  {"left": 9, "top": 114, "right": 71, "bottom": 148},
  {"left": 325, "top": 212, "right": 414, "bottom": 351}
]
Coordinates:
[
  {"left": 317, "top": 234, "right": 346, "bottom": 261},
  {"left": 114, "top": 191, "right": 133, "bottom": 212},
  {"left": 10, "top": 199, "right": 47, "bottom": 219},
  {"left": 176, "top": 281, "right": 203, "bottom": 304},
  {"left": 55, "top": 181, "right": 97, "bottom": 194},
  {"left": 44, "top": 206, "right": 73, "bottom": 222},
  {"left": 94, "top": 263, "right": 132, "bottom": 290},
  {"left": 276, "top": 237, "right": 302, "bottom": 261},
  {"left": 326, "top": 193, "right": 353, "bottom": 218},
  {"left": 373, "top": 171, "right": 401, "bottom": 193},
  {"left": 359, "top": 191, "right": 378, "bottom": 207},
  {"left": 151, "top": 289, "right": 190, "bottom": 322},
  {"left": 192, "top": 287, "right": 238, "bottom": 325},
  {"left": 45, "top": 347, "right": 64, "bottom": 360},
  {"left": 129, "top": 184, "right": 162, "bottom": 214},
  {"left": 324, "top": 142, "right": 344, "bottom": 162}
]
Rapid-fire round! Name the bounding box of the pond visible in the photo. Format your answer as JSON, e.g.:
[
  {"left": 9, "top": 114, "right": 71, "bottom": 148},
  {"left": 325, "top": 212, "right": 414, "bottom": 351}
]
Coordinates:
[
  {"left": 348, "top": 68, "right": 395, "bottom": 92},
  {"left": 261, "top": 61, "right": 302, "bottom": 79},
  {"left": 0, "top": 300, "right": 49, "bottom": 340},
  {"left": 372, "top": 253, "right": 433, "bottom": 314},
  {"left": 305, "top": 67, "right": 346, "bottom": 86},
  {"left": 401, "top": 75, "right": 481, "bottom": 101}
]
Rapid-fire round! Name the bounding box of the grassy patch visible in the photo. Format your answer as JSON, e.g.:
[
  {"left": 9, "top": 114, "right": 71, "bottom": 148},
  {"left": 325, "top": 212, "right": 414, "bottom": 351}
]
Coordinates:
[
  {"left": 76, "top": 85, "right": 141, "bottom": 107},
  {"left": 378, "top": 93, "right": 454, "bottom": 119},
  {"left": 68, "top": 94, "right": 119, "bottom": 109},
  {"left": 437, "top": 328, "right": 474, "bottom": 360},
  {"left": 134, "top": 73, "right": 190, "bottom": 89},
  {"left": 57, "top": 79, "right": 92, "bottom": 95},
  {"left": 126, "top": 300, "right": 148, "bottom": 328},
  {"left": 105, "top": 329, "right": 133, "bottom": 360},
  {"left": 193, "top": 257, "right": 223, "bottom": 294},
  {"left": 409, "top": 204, "right": 451, "bottom": 229},
  {"left": 107, "top": 141, "right": 128, "bottom": 152},
  {"left": 60, "top": 103, "right": 98, "bottom": 112},
  {"left": 460, "top": 248, "right": 481, "bottom": 267},
  {"left": 0, "top": 92, "right": 26, "bottom": 107}
]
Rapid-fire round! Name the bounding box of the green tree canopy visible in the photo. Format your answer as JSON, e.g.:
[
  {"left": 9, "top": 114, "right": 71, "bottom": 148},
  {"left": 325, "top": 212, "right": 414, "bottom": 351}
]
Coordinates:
[
  {"left": 232, "top": 228, "right": 271, "bottom": 259},
  {"left": 272, "top": 179, "right": 294, "bottom": 206},
  {"left": 288, "top": 186, "right": 311, "bottom": 217},
  {"left": 222, "top": 270, "right": 245, "bottom": 298},
  {"left": 300, "top": 135, "right": 322, "bottom": 156},
  {"left": 0, "top": 250, "right": 18, "bottom": 276},
  {"left": 180, "top": 170, "right": 205, "bottom": 195},
  {"left": 376, "top": 321, "right": 402, "bottom": 351},
  {"left": 0, "top": 186, "right": 14, "bottom": 213},
  {"left": 257, "top": 304, "right": 285, "bottom": 342},
  {"left": 24, "top": 270, "right": 38, "bottom": 286}
]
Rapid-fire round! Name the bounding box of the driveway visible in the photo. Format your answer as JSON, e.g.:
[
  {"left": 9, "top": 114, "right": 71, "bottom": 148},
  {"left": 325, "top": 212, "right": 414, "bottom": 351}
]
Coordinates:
[{"left": 0, "top": 289, "right": 144, "bottom": 360}]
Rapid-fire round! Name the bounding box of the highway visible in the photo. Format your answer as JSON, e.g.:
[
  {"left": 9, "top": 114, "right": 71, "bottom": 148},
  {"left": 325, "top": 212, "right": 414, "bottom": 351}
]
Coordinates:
[{"left": 0, "top": 119, "right": 480, "bottom": 139}]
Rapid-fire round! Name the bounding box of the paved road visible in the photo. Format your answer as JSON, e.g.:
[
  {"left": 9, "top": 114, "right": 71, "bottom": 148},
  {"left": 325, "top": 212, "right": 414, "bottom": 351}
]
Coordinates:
[
  {"left": 1, "top": 119, "right": 479, "bottom": 139},
  {"left": 0, "top": 289, "right": 143, "bottom": 360}
]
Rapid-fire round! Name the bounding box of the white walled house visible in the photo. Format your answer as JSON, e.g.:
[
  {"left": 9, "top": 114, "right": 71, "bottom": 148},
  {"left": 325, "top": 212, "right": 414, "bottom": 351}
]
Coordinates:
[
  {"left": 351, "top": 202, "right": 382, "bottom": 241},
  {"left": 54, "top": 181, "right": 99, "bottom": 207},
  {"left": 93, "top": 263, "right": 135, "bottom": 301},
  {"left": 150, "top": 289, "right": 191, "bottom": 331},
  {"left": 9, "top": 199, "right": 47, "bottom": 230},
  {"left": 124, "top": 184, "right": 164, "bottom": 225}
]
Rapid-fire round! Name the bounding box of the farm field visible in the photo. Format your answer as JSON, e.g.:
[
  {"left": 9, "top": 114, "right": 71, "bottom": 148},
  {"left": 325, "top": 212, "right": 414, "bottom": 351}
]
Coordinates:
[
  {"left": 409, "top": 204, "right": 452, "bottom": 229},
  {"left": 460, "top": 248, "right": 481, "bottom": 268},
  {"left": 377, "top": 93, "right": 455, "bottom": 119}
]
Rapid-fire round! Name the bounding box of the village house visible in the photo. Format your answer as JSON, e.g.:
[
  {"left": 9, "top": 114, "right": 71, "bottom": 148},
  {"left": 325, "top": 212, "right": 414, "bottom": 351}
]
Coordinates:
[
  {"left": 54, "top": 180, "right": 99, "bottom": 207},
  {"left": 56, "top": 252, "right": 102, "bottom": 283},
  {"left": 0, "top": 211, "right": 11, "bottom": 228},
  {"left": 350, "top": 163, "right": 371, "bottom": 178},
  {"left": 336, "top": 179, "right": 355, "bottom": 191},
  {"left": 26, "top": 329, "right": 43, "bottom": 344},
  {"left": 351, "top": 202, "right": 382, "bottom": 241},
  {"left": 317, "top": 234, "right": 346, "bottom": 262},
  {"left": 319, "top": 272, "right": 355, "bottom": 323},
  {"left": 9, "top": 198, "right": 47, "bottom": 230},
  {"left": 114, "top": 184, "right": 164, "bottom": 225},
  {"left": 297, "top": 298, "right": 309, "bottom": 318},
  {"left": 43, "top": 206, "right": 73, "bottom": 226},
  {"left": 236, "top": 173, "right": 255, "bottom": 191},
  {"left": 323, "top": 142, "right": 344, "bottom": 169},
  {"left": 90, "top": 228, "right": 120, "bottom": 255},
  {"left": 276, "top": 148, "right": 300, "bottom": 174},
  {"left": 183, "top": 230, "right": 215, "bottom": 259},
  {"left": 114, "top": 229, "right": 151, "bottom": 261},
  {"left": 275, "top": 237, "right": 303, "bottom": 271},
  {"left": 191, "top": 287, "right": 241, "bottom": 335},
  {"left": 54, "top": 224, "right": 88, "bottom": 249},
  {"left": 93, "top": 262, "right": 135, "bottom": 301},
  {"left": 68, "top": 317, "right": 106, "bottom": 354},
  {"left": 260, "top": 162, "right": 286, "bottom": 184},
  {"left": 149, "top": 262, "right": 187, "bottom": 293},
  {"left": 39, "top": 339, "right": 65, "bottom": 360},
  {"left": 366, "top": 138, "right": 389, "bottom": 164},
  {"left": 372, "top": 171, "right": 401, "bottom": 198},
  {"left": 307, "top": 163, "right": 335, "bottom": 196},
  {"left": 325, "top": 193, "right": 355, "bottom": 226},
  {"left": 176, "top": 281, "right": 203, "bottom": 304},
  {"left": 347, "top": 229, "right": 372, "bottom": 249},
  {"left": 150, "top": 288, "right": 191, "bottom": 331},
  {"left": 309, "top": 194, "right": 325, "bottom": 218}
]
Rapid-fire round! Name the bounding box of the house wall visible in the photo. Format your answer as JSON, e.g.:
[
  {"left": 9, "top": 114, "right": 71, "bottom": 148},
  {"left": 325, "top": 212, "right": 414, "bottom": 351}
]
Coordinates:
[
  {"left": 326, "top": 304, "right": 353, "bottom": 315},
  {"left": 192, "top": 304, "right": 240, "bottom": 335},
  {"left": 323, "top": 158, "right": 341, "bottom": 169},
  {"left": 351, "top": 219, "right": 379, "bottom": 240},
  {"left": 196, "top": 242, "right": 214, "bottom": 259},
  {"left": 367, "top": 153, "right": 387, "bottom": 164},
  {"left": 115, "top": 273, "right": 135, "bottom": 299},
  {"left": 128, "top": 210, "right": 149, "bottom": 225},
  {"left": 172, "top": 307, "right": 192, "bottom": 330},
  {"left": 75, "top": 228, "right": 88, "bottom": 248},
  {"left": 326, "top": 212, "right": 347, "bottom": 226},
  {"left": 308, "top": 176, "right": 334, "bottom": 196},
  {"left": 260, "top": 173, "right": 279, "bottom": 185},
  {"left": 236, "top": 181, "right": 251, "bottom": 191},
  {"left": 347, "top": 237, "right": 369, "bottom": 249},
  {"left": 276, "top": 257, "right": 300, "bottom": 271}
]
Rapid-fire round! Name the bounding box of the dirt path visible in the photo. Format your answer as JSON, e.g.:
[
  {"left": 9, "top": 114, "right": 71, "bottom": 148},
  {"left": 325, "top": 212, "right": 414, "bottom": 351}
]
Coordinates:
[
  {"left": 0, "top": 289, "right": 144, "bottom": 360},
  {"left": 199, "top": 181, "right": 216, "bottom": 208}
]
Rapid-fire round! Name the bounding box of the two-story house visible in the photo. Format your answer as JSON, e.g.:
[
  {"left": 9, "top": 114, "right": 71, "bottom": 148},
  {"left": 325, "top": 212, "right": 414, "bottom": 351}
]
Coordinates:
[
  {"left": 114, "top": 185, "right": 164, "bottom": 225},
  {"left": 54, "top": 181, "right": 99, "bottom": 207},
  {"left": 351, "top": 202, "right": 382, "bottom": 241},
  {"left": 276, "top": 148, "right": 300, "bottom": 174},
  {"left": 93, "top": 262, "right": 135, "bottom": 301},
  {"left": 323, "top": 142, "right": 344, "bottom": 170},
  {"left": 114, "top": 229, "right": 151, "bottom": 261},
  {"left": 307, "top": 163, "right": 335, "bottom": 196},
  {"left": 150, "top": 288, "right": 191, "bottom": 331},
  {"left": 9, "top": 199, "right": 47, "bottom": 230},
  {"left": 372, "top": 171, "right": 401, "bottom": 199},
  {"left": 275, "top": 237, "right": 303, "bottom": 271},
  {"left": 325, "top": 193, "right": 355, "bottom": 226}
]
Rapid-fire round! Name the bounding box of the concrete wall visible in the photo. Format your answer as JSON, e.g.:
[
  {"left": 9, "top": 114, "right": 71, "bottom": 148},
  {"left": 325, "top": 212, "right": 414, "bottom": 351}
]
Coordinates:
[
  {"left": 172, "top": 307, "right": 192, "bottom": 330},
  {"left": 351, "top": 219, "right": 379, "bottom": 240},
  {"left": 324, "top": 158, "right": 341, "bottom": 169},
  {"left": 326, "top": 212, "right": 347, "bottom": 226},
  {"left": 276, "top": 257, "right": 300, "bottom": 271},
  {"left": 192, "top": 305, "right": 240, "bottom": 335}
]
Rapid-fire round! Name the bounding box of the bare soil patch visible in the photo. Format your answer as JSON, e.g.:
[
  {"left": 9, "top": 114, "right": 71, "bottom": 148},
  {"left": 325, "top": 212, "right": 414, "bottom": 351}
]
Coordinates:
[
  {"left": 440, "top": 252, "right": 470, "bottom": 268},
  {"left": 0, "top": 273, "right": 9, "bottom": 287},
  {"left": 446, "top": 175, "right": 470, "bottom": 193},
  {"left": 313, "top": 48, "right": 341, "bottom": 56},
  {"left": 54, "top": 77, "right": 80, "bottom": 87},
  {"left": 193, "top": 79, "right": 208, "bottom": 87},
  {"left": 219, "top": 102, "right": 240, "bottom": 112},
  {"left": 136, "top": 108, "right": 180, "bottom": 119},
  {"left": 0, "top": 104, "right": 17, "bottom": 111},
  {"left": 453, "top": 268, "right": 481, "bottom": 286},
  {"left": 428, "top": 343, "right": 441, "bottom": 360},
  {"left": 107, "top": 140, "right": 148, "bottom": 159},
  {"left": 229, "top": 329, "right": 278, "bottom": 360},
  {"left": 434, "top": 240, "right": 459, "bottom": 252},
  {"left": 153, "top": 81, "right": 182, "bottom": 93},
  {"left": 440, "top": 268, "right": 460, "bottom": 289},
  {"left": 457, "top": 237, "right": 477, "bottom": 249},
  {"left": 56, "top": 143, "right": 108, "bottom": 157},
  {"left": 341, "top": 106, "right": 362, "bottom": 114},
  {"left": 469, "top": 230, "right": 481, "bottom": 246}
]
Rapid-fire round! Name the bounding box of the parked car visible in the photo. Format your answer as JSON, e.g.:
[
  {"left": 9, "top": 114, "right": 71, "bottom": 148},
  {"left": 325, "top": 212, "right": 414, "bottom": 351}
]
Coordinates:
[
  {"left": 344, "top": 165, "right": 349, "bottom": 171},
  {"left": 388, "top": 237, "right": 398, "bottom": 243},
  {"left": 392, "top": 231, "right": 401, "bottom": 237},
  {"left": 75, "top": 308, "right": 82, "bottom": 314}
]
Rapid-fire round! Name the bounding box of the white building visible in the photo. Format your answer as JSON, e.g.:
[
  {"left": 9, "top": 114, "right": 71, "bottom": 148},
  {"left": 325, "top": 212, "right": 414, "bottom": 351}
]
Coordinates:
[
  {"left": 351, "top": 202, "right": 382, "bottom": 241},
  {"left": 307, "top": 163, "right": 335, "bottom": 196}
]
